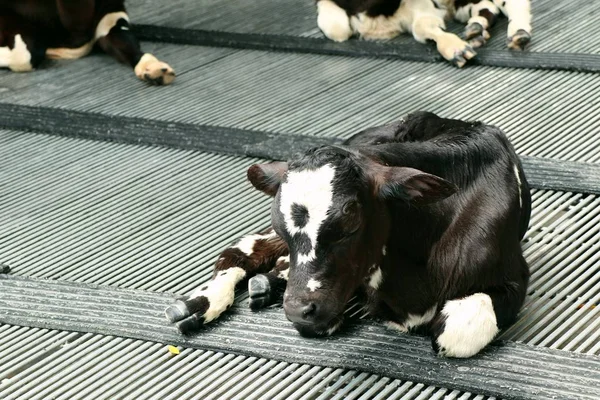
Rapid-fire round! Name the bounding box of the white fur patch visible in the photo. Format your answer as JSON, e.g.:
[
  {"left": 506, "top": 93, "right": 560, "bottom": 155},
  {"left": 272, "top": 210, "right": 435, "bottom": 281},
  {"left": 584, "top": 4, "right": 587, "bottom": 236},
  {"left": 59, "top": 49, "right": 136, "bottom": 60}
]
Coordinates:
[
  {"left": 384, "top": 305, "right": 437, "bottom": 333},
  {"left": 317, "top": 0, "right": 353, "bottom": 42},
  {"left": 368, "top": 267, "right": 383, "bottom": 290},
  {"left": 404, "top": 305, "right": 437, "bottom": 330},
  {"left": 190, "top": 267, "right": 246, "bottom": 323},
  {"left": 500, "top": 0, "right": 532, "bottom": 36},
  {"left": 95, "top": 12, "right": 130, "bottom": 40},
  {"left": 307, "top": 278, "right": 322, "bottom": 292},
  {"left": 436, "top": 293, "right": 499, "bottom": 358},
  {"left": 382, "top": 246, "right": 387, "bottom": 256},
  {"left": 2, "top": 35, "right": 33, "bottom": 72},
  {"left": 277, "top": 256, "right": 290, "bottom": 280},
  {"left": 279, "top": 164, "right": 336, "bottom": 265},
  {"left": 46, "top": 42, "right": 94, "bottom": 60},
  {"left": 234, "top": 231, "right": 276, "bottom": 256},
  {"left": 514, "top": 164, "right": 523, "bottom": 208}
]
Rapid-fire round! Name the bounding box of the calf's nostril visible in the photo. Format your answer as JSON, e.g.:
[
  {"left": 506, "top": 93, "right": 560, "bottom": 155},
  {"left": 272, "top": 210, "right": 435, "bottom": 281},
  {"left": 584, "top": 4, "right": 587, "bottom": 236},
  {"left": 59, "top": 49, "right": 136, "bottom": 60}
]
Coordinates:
[{"left": 302, "top": 303, "right": 316, "bottom": 318}]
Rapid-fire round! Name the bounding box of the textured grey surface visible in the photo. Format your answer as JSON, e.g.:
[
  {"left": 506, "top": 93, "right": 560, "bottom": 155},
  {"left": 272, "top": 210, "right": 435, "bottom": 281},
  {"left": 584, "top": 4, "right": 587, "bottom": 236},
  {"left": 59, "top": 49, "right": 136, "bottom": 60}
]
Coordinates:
[
  {"left": 125, "top": 0, "right": 600, "bottom": 54},
  {"left": 0, "top": 325, "right": 494, "bottom": 400},
  {"left": 1, "top": 44, "right": 599, "bottom": 163},
  {"left": 2, "top": 276, "right": 600, "bottom": 400}
]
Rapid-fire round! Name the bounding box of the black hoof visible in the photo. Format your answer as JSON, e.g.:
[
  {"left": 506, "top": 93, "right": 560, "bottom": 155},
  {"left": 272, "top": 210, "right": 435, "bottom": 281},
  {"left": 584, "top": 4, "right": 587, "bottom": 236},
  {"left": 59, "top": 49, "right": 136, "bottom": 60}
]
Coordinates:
[
  {"left": 0, "top": 263, "right": 10, "bottom": 274},
  {"left": 176, "top": 314, "right": 205, "bottom": 335},
  {"left": 508, "top": 29, "right": 531, "bottom": 50},
  {"left": 248, "top": 274, "right": 275, "bottom": 311},
  {"left": 464, "top": 22, "right": 483, "bottom": 39},
  {"left": 165, "top": 300, "right": 190, "bottom": 323}
]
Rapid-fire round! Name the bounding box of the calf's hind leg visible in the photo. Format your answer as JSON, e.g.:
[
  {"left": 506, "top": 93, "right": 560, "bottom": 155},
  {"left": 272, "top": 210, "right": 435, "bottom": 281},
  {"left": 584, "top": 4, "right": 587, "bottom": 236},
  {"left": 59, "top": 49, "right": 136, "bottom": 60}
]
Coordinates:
[
  {"left": 495, "top": 0, "right": 532, "bottom": 50},
  {"left": 430, "top": 283, "right": 526, "bottom": 358},
  {"left": 165, "top": 229, "right": 288, "bottom": 334}
]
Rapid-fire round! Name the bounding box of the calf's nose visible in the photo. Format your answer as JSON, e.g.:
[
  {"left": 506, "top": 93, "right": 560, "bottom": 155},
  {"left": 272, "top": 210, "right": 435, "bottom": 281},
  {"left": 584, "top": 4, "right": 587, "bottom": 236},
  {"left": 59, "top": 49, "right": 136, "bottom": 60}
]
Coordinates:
[{"left": 284, "top": 300, "right": 318, "bottom": 323}]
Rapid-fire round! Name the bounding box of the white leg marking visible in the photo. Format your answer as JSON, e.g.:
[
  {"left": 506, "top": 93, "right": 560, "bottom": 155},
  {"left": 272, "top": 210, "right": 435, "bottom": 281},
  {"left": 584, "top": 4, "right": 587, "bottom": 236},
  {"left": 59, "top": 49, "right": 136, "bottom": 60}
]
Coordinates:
[
  {"left": 384, "top": 304, "right": 437, "bottom": 333},
  {"left": 189, "top": 267, "right": 246, "bottom": 323},
  {"left": 234, "top": 231, "right": 277, "bottom": 256},
  {"left": 514, "top": 165, "right": 523, "bottom": 208},
  {"left": 45, "top": 12, "right": 129, "bottom": 60},
  {"left": 277, "top": 256, "right": 290, "bottom": 280},
  {"left": 436, "top": 293, "right": 499, "bottom": 358},
  {"left": 498, "top": 0, "right": 531, "bottom": 36},
  {"left": 134, "top": 53, "right": 176, "bottom": 85},
  {"left": 4, "top": 35, "right": 33, "bottom": 72},
  {"left": 95, "top": 12, "right": 130, "bottom": 39},
  {"left": 317, "top": 0, "right": 353, "bottom": 42},
  {"left": 368, "top": 266, "right": 383, "bottom": 290},
  {"left": 385, "top": 321, "right": 408, "bottom": 333},
  {"left": 307, "top": 278, "right": 322, "bottom": 292},
  {"left": 279, "top": 164, "right": 336, "bottom": 265}
]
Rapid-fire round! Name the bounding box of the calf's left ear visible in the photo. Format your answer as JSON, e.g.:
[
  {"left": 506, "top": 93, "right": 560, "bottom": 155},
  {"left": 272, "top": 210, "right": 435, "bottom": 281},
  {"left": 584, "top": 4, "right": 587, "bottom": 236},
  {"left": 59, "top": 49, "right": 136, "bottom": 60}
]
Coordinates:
[
  {"left": 247, "top": 162, "right": 288, "bottom": 196},
  {"left": 378, "top": 167, "right": 457, "bottom": 204}
]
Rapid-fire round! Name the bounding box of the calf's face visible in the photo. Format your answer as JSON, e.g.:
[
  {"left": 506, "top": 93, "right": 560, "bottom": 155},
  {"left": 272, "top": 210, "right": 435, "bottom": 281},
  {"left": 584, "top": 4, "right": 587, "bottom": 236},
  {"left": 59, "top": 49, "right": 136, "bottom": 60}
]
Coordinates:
[{"left": 247, "top": 147, "right": 456, "bottom": 337}]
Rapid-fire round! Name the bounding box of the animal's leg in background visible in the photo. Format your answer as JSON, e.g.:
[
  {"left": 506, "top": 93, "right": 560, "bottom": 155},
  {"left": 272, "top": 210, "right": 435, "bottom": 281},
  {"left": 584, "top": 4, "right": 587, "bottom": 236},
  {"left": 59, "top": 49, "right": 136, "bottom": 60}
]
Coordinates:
[
  {"left": 430, "top": 281, "right": 527, "bottom": 357},
  {"left": 0, "top": 13, "right": 46, "bottom": 72},
  {"left": 454, "top": 0, "right": 501, "bottom": 48},
  {"left": 95, "top": 10, "right": 175, "bottom": 84},
  {"left": 165, "top": 229, "right": 288, "bottom": 333},
  {"left": 495, "top": 0, "right": 531, "bottom": 50},
  {"left": 249, "top": 255, "right": 290, "bottom": 310},
  {"left": 316, "top": 0, "right": 353, "bottom": 42},
  {"left": 411, "top": 13, "right": 476, "bottom": 67}
]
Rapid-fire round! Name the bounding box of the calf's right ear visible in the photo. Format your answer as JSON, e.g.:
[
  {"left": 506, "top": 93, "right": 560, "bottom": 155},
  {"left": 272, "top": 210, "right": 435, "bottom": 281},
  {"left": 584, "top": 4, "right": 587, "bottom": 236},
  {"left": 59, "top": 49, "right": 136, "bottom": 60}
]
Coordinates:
[{"left": 247, "top": 162, "right": 288, "bottom": 196}]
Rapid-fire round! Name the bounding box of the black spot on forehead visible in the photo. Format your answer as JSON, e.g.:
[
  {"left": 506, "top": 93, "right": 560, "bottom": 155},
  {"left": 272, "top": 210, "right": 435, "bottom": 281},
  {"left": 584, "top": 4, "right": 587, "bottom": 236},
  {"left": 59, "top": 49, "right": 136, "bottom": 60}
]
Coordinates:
[
  {"left": 291, "top": 203, "right": 309, "bottom": 228},
  {"left": 291, "top": 232, "right": 312, "bottom": 255}
]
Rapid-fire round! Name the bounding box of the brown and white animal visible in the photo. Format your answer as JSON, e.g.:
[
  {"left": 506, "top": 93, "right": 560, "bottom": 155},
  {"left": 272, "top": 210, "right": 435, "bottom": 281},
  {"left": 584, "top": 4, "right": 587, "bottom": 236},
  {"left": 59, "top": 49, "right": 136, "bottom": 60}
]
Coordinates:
[
  {"left": 315, "top": 0, "right": 532, "bottom": 67},
  {"left": 0, "top": 0, "right": 174, "bottom": 84},
  {"left": 166, "top": 112, "right": 531, "bottom": 358}
]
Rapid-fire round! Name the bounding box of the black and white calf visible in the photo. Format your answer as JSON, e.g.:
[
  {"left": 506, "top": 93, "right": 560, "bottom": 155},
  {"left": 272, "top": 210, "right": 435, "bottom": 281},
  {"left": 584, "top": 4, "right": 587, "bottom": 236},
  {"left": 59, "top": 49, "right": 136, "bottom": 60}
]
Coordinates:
[
  {"left": 0, "top": 0, "right": 174, "bottom": 84},
  {"left": 166, "top": 111, "right": 531, "bottom": 358},
  {"left": 316, "top": 0, "right": 532, "bottom": 67}
]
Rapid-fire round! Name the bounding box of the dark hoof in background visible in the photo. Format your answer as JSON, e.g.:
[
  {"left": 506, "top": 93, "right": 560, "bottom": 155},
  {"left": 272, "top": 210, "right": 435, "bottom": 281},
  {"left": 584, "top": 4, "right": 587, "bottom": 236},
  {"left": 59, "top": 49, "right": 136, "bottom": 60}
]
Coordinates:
[
  {"left": 464, "top": 22, "right": 484, "bottom": 39},
  {"left": 0, "top": 262, "right": 11, "bottom": 274},
  {"left": 508, "top": 29, "right": 531, "bottom": 50},
  {"left": 248, "top": 274, "right": 277, "bottom": 311}
]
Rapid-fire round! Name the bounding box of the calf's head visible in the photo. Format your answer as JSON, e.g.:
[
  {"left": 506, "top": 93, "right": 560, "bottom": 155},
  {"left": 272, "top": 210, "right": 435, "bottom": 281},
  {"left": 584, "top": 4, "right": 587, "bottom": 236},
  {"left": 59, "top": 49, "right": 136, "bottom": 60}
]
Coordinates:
[{"left": 247, "top": 146, "right": 456, "bottom": 337}]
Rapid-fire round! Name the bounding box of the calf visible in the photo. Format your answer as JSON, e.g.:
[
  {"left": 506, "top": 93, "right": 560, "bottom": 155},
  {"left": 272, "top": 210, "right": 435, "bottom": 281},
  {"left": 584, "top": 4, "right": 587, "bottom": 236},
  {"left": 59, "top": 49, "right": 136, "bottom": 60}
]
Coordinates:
[
  {"left": 316, "top": 0, "right": 532, "bottom": 67},
  {"left": 166, "top": 111, "right": 531, "bottom": 358},
  {"left": 0, "top": 0, "right": 174, "bottom": 84}
]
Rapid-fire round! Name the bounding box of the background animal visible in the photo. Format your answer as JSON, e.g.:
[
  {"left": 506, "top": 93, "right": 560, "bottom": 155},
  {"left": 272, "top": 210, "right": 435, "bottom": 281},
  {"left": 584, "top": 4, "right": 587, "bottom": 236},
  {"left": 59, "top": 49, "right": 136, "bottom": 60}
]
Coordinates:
[
  {"left": 316, "top": 0, "right": 532, "bottom": 67},
  {"left": 0, "top": 0, "right": 174, "bottom": 84},
  {"left": 165, "top": 111, "right": 532, "bottom": 358}
]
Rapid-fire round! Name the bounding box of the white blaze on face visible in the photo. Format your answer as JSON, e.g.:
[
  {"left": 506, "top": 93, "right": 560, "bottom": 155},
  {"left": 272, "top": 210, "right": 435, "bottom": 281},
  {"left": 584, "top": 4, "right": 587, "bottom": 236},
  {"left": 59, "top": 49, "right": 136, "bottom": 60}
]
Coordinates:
[{"left": 279, "top": 164, "right": 336, "bottom": 265}]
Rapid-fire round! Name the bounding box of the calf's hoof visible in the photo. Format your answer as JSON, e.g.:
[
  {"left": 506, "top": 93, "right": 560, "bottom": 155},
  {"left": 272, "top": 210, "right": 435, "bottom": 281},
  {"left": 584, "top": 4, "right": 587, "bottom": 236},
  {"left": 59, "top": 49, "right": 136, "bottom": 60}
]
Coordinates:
[
  {"left": 135, "top": 53, "right": 176, "bottom": 85},
  {"left": 437, "top": 35, "right": 477, "bottom": 68},
  {"left": 248, "top": 274, "right": 278, "bottom": 310},
  {"left": 507, "top": 29, "right": 531, "bottom": 50}
]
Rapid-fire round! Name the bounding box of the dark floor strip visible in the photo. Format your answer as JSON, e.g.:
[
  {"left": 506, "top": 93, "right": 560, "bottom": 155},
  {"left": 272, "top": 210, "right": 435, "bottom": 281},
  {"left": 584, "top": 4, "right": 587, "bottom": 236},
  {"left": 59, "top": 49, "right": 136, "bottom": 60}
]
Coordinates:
[
  {"left": 0, "top": 275, "right": 598, "bottom": 400},
  {"left": 132, "top": 25, "right": 600, "bottom": 73},
  {"left": 3, "top": 103, "right": 600, "bottom": 195}
]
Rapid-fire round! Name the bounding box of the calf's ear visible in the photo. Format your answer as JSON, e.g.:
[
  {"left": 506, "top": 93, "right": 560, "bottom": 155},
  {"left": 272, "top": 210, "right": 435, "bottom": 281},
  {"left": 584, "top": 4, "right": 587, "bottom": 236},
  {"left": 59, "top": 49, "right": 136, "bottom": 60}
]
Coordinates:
[
  {"left": 247, "top": 162, "right": 288, "bottom": 196},
  {"left": 377, "top": 167, "right": 457, "bottom": 204}
]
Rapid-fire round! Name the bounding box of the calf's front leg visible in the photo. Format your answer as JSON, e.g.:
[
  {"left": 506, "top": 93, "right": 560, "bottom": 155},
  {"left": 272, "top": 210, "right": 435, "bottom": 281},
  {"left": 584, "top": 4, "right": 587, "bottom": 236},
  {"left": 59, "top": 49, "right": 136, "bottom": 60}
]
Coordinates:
[
  {"left": 165, "top": 229, "right": 288, "bottom": 334},
  {"left": 430, "top": 283, "right": 526, "bottom": 357},
  {"left": 496, "top": 0, "right": 532, "bottom": 50},
  {"left": 248, "top": 255, "right": 290, "bottom": 310}
]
